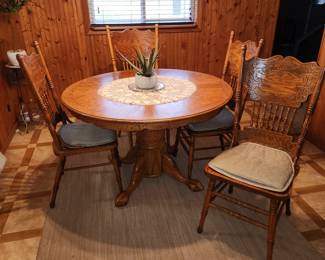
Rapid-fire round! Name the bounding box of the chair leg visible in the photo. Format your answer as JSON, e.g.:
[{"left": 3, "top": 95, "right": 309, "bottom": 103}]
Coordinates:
[
  {"left": 166, "top": 128, "right": 171, "bottom": 147},
  {"left": 228, "top": 184, "right": 233, "bottom": 194},
  {"left": 115, "top": 138, "right": 122, "bottom": 167},
  {"left": 128, "top": 132, "right": 133, "bottom": 148},
  {"left": 219, "top": 135, "right": 225, "bottom": 151},
  {"left": 112, "top": 147, "right": 123, "bottom": 193},
  {"left": 198, "top": 177, "right": 216, "bottom": 233},
  {"left": 267, "top": 199, "right": 278, "bottom": 260},
  {"left": 170, "top": 127, "right": 181, "bottom": 156},
  {"left": 285, "top": 198, "right": 291, "bottom": 216},
  {"left": 188, "top": 136, "right": 195, "bottom": 179},
  {"left": 60, "top": 156, "right": 66, "bottom": 175},
  {"left": 50, "top": 156, "right": 66, "bottom": 208}
]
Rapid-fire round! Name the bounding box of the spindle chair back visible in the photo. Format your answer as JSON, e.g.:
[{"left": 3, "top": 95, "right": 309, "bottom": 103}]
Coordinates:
[
  {"left": 222, "top": 31, "right": 264, "bottom": 107},
  {"left": 33, "top": 41, "right": 71, "bottom": 124},
  {"left": 18, "top": 53, "right": 63, "bottom": 150},
  {"left": 106, "top": 24, "right": 159, "bottom": 72}
]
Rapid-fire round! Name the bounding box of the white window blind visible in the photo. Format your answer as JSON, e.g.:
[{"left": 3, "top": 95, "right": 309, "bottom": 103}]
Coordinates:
[{"left": 88, "top": 0, "right": 198, "bottom": 26}]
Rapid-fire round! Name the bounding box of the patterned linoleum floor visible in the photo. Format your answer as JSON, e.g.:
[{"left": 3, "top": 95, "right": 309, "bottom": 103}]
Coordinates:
[{"left": 0, "top": 123, "right": 325, "bottom": 259}]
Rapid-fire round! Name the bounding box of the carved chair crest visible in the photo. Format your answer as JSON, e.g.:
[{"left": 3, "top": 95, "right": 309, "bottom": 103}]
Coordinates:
[
  {"left": 222, "top": 31, "right": 264, "bottom": 87},
  {"left": 106, "top": 25, "right": 159, "bottom": 71}
]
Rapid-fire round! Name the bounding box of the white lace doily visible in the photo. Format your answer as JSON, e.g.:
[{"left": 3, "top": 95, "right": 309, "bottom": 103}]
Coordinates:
[{"left": 97, "top": 76, "right": 197, "bottom": 105}]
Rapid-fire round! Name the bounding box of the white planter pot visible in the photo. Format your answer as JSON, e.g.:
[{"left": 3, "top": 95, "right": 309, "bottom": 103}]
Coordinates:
[
  {"left": 7, "top": 49, "right": 27, "bottom": 67},
  {"left": 135, "top": 73, "right": 157, "bottom": 89}
]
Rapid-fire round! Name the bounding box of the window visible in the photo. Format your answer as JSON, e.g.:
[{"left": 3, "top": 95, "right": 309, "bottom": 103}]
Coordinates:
[{"left": 87, "top": 0, "right": 198, "bottom": 26}]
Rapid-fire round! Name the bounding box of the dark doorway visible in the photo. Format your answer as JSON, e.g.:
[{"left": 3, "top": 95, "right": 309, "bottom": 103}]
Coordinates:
[{"left": 272, "top": 0, "right": 325, "bottom": 62}]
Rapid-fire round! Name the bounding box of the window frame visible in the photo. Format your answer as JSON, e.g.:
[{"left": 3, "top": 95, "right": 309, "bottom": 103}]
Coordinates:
[{"left": 81, "top": 0, "right": 203, "bottom": 34}]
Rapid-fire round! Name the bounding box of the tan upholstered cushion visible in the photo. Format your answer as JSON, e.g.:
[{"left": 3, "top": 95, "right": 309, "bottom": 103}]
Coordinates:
[{"left": 208, "top": 142, "right": 294, "bottom": 192}]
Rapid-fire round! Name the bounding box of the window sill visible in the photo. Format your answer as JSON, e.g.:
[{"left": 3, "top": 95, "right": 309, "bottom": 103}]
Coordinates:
[{"left": 86, "top": 23, "right": 202, "bottom": 35}]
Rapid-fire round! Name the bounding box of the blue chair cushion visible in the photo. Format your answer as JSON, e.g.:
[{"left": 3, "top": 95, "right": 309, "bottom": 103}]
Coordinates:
[
  {"left": 188, "top": 107, "right": 234, "bottom": 132},
  {"left": 58, "top": 122, "right": 116, "bottom": 148}
]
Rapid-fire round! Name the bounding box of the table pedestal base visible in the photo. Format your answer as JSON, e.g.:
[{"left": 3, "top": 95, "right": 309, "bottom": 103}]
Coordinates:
[{"left": 115, "top": 129, "right": 204, "bottom": 207}]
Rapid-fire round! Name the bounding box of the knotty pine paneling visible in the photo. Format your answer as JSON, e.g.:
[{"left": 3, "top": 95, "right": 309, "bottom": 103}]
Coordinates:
[
  {"left": 0, "top": 0, "right": 280, "bottom": 151},
  {"left": 13, "top": 0, "right": 279, "bottom": 94},
  {"left": 0, "top": 13, "right": 25, "bottom": 152}
]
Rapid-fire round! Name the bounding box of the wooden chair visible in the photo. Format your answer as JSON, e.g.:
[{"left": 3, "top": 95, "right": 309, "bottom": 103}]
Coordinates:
[
  {"left": 17, "top": 53, "right": 123, "bottom": 208},
  {"left": 197, "top": 50, "right": 325, "bottom": 260},
  {"left": 106, "top": 25, "right": 159, "bottom": 147},
  {"left": 33, "top": 41, "right": 71, "bottom": 124},
  {"left": 172, "top": 31, "right": 264, "bottom": 179}
]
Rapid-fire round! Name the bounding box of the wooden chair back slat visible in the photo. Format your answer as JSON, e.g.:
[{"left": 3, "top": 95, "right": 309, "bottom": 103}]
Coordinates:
[
  {"left": 33, "top": 42, "right": 56, "bottom": 92},
  {"left": 233, "top": 51, "right": 325, "bottom": 162},
  {"left": 222, "top": 31, "right": 264, "bottom": 93},
  {"left": 106, "top": 24, "right": 159, "bottom": 72},
  {"left": 33, "top": 40, "right": 70, "bottom": 124},
  {"left": 249, "top": 101, "right": 299, "bottom": 135},
  {"left": 17, "top": 53, "right": 63, "bottom": 148}
]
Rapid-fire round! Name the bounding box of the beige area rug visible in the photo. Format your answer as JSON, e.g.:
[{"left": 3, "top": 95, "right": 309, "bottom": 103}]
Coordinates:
[{"left": 37, "top": 148, "right": 322, "bottom": 260}]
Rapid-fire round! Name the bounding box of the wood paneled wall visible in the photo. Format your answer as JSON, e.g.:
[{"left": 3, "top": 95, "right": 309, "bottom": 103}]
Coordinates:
[
  {"left": 0, "top": 0, "right": 280, "bottom": 151},
  {"left": 15, "top": 0, "right": 279, "bottom": 93},
  {"left": 0, "top": 14, "right": 25, "bottom": 152},
  {"left": 308, "top": 28, "right": 325, "bottom": 150}
]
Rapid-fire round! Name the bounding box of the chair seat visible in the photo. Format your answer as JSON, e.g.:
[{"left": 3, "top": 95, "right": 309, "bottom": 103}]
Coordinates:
[
  {"left": 208, "top": 142, "right": 294, "bottom": 192},
  {"left": 58, "top": 122, "right": 116, "bottom": 148},
  {"left": 188, "top": 107, "right": 234, "bottom": 132}
]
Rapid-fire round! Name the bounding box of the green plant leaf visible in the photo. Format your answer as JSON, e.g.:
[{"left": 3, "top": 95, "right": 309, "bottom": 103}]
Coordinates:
[
  {"left": 117, "top": 46, "right": 159, "bottom": 77},
  {"left": 135, "top": 48, "right": 145, "bottom": 68},
  {"left": 0, "top": 0, "right": 29, "bottom": 13},
  {"left": 116, "top": 49, "right": 142, "bottom": 74},
  {"left": 148, "top": 48, "right": 159, "bottom": 73},
  {"left": 148, "top": 49, "right": 155, "bottom": 68}
]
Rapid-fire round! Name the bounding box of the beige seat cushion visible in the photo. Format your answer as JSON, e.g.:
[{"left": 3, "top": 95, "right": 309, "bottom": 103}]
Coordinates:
[{"left": 208, "top": 142, "right": 294, "bottom": 192}]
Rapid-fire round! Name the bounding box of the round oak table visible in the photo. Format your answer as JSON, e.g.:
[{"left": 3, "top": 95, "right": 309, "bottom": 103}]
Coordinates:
[{"left": 61, "top": 69, "right": 233, "bottom": 207}]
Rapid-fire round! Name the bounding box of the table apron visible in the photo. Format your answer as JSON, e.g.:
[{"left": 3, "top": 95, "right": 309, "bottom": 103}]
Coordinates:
[{"left": 66, "top": 107, "right": 223, "bottom": 132}]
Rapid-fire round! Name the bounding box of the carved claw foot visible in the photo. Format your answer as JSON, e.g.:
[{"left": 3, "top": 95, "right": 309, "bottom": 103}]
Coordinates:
[
  {"left": 197, "top": 226, "right": 203, "bottom": 233},
  {"left": 115, "top": 192, "right": 130, "bottom": 207},
  {"left": 187, "top": 179, "right": 204, "bottom": 192}
]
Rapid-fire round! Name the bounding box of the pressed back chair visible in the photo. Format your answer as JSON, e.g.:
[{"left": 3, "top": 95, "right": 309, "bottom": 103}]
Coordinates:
[
  {"left": 223, "top": 31, "right": 264, "bottom": 105},
  {"left": 33, "top": 41, "right": 71, "bottom": 124},
  {"left": 106, "top": 24, "right": 159, "bottom": 146},
  {"left": 197, "top": 49, "right": 324, "bottom": 260},
  {"left": 106, "top": 24, "right": 159, "bottom": 72},
  {"left": 172, "top": 31, "right": 264, "bottom": 179},
  {"left": 18, "top": 53, "right": 123, "bottom": 208}
]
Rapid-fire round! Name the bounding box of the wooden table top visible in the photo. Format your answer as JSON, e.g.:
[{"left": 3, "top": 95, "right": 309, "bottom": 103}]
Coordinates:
[{"left": 61, "top": 69, "right": 233, "bottom": 131}]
